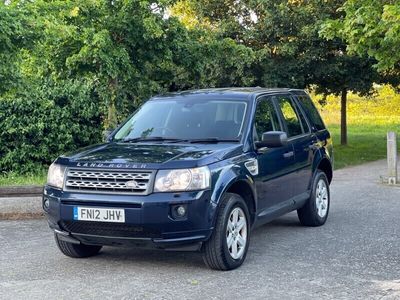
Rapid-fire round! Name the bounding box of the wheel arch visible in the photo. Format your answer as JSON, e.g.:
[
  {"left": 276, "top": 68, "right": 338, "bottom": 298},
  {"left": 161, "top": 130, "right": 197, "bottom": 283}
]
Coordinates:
[
  {"left": 211, "top": 170, "right": 257, "bottom": 227},
  {"left": 314, "top": 156, "right": 333, "bottom": 184},
  {"left": 225, "top": 179, "right": 257, "bottom": 226}
]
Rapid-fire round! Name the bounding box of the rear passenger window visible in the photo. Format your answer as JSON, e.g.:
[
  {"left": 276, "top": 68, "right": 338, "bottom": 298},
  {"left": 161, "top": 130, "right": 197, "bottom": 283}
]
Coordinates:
[
  {"left": 297, "top": 106, "right": 310, "bottom": 133},
  {"left": 276, "top": 96, "right": 303, "bottom": 137},
  {"left": 297, "top": 95, "right": 325, "bottom": 131}
]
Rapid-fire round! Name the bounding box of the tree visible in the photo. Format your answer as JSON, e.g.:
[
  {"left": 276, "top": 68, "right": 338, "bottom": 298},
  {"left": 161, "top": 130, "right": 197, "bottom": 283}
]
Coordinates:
[
  {"left": 0, "top": 2, "right": 36, "bottom": 95},
  {"left": 0, "top": 0, "right": 257, "bottom": 172},
  {"left": 22, "top": 0, "right": 255, "bottom": 127},
  {"left": 188, "top": 0, "right": 383, "bottom": 145},
  {"left": 24, "top": 0, "right": 191, "bottom": 129},
  {"left": 321, "top": 0, "right": 400, "bottom": 72},
  {"left": 311, "top": 54, "right": 381, "bottom": 145}
]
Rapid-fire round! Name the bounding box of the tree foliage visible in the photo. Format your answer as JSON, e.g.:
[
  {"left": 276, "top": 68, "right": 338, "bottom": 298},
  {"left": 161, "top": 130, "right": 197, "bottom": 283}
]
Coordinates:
[
  {"left": 185, "top": 0, "right": 390, "bottom": 144},
  {"left": 0, "top": 2, "right": 36, "bottom": 95},
  {"left": 0, "top": 0, "right": 397, "bottom": 173},
  {"left": 0, "top": 79, "right": 102, "bottom": 173},
  {"left": 0, "top": 0, "right": 255, "bottom": 173},
  {"left": 321, "top": 0, "right": 400, "bottom": 72}
]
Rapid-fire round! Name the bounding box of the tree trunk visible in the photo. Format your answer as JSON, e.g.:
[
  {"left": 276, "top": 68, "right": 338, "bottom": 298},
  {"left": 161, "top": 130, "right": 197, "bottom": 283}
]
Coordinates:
[
  {"left": 107, "top": 101, "right": 118, "bottom": 129},
  {"left": 340, "top": 88, "right": 347, "bottom": 145},
  {"left": 106, "top": 78, "right": 118, "bottom": 130}
]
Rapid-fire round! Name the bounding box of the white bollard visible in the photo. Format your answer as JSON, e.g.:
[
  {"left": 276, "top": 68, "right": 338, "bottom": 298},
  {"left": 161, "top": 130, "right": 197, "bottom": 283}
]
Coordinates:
[{"left": 387, "top": 131, "right": 397, "bottom": 185}]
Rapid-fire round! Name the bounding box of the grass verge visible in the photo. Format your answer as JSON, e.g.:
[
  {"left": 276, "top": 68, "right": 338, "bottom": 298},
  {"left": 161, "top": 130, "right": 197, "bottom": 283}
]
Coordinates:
[
  {"left": 0, "top": 169, "right": 47, "bottom": 187},
  {"left": 327, "top": 123, "right": 399, "bottom": 169}
]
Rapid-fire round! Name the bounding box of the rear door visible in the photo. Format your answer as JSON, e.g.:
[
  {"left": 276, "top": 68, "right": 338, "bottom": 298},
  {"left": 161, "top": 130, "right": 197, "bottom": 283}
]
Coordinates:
[{"left": 275, "top": 94, "right": 315, "bottom": 197}]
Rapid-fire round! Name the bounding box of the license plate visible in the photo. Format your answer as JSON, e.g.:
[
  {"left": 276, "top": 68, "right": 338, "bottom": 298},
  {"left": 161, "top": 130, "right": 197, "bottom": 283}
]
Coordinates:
[{"left": 73, "top": 207, "right": 125, "bottom": 223}]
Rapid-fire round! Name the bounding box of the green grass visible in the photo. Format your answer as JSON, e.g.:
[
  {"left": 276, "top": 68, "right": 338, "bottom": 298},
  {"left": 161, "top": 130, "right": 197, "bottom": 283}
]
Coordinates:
[
  {"left": 0, "top": 169, "right": 47, "bottom": 186},
  {"left": 328, "top": 123, "right": 400, "bottom": 169}
]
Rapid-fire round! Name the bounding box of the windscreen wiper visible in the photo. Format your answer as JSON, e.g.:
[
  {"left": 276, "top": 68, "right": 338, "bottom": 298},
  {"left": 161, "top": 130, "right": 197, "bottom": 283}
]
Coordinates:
[
  {"left": 120, "top": 137, "right": 185, "bottom": 143},
  {"left": 120, "top": 137, "right": 240, "bottom": 144},
  {"left": 185, "top": 138, "right": 240, "bottom": 144}
]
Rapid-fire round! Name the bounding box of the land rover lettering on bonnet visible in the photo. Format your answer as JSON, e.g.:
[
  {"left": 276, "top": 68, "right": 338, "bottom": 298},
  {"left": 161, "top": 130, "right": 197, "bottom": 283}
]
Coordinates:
[{"left": 44, "top": 88, "right": 333, "bottom": 270}]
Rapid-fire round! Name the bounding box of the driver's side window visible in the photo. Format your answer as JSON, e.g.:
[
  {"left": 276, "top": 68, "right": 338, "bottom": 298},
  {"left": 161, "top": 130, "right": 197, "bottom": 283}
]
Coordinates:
[{"left": 254, "top": 97, "right": 281, "bottom": 141}]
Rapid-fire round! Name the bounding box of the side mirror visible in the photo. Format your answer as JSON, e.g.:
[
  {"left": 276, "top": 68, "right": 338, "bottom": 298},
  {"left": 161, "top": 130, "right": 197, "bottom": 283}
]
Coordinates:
[{"left": 255, "top": 131, "right": 288, "bottom": 148}]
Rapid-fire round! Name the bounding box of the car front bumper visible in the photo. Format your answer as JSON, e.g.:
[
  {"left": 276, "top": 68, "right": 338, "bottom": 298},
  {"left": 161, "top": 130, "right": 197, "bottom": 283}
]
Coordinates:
[{"left": 43, "top": 186, "right": 216, "bottom": 250}]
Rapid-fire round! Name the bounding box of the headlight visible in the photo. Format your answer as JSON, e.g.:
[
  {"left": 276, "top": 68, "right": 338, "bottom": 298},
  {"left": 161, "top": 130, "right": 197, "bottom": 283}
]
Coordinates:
[
  {"left": 47, "top": 162, "right": 66, "bottom": 189},
  {"left": 154, "top": 166, "right": 211, "bottom": 192}
]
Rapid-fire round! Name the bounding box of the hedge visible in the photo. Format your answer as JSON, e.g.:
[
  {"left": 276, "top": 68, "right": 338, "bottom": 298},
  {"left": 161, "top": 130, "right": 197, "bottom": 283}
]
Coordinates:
[{"left": 0, "top": 82, "right": 102, "bottom": 173}]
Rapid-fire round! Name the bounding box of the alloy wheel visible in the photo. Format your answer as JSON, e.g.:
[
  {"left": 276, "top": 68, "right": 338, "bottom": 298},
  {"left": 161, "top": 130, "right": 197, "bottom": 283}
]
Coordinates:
[
  {"left": 226, "top": 207, "right": 248, "bottom": 260},
  {"left": 315, "top": 179, "right": 329, "bottom": 218}
]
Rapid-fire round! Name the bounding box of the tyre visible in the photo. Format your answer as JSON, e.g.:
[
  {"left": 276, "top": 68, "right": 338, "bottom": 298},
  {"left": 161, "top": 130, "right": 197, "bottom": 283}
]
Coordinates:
[
  {"left": 54, "top": 233, "right": 102, "bottom": 258},
  {"left": 202, "top": 193, "right": 251, "bottom": 270},
  {"left": 297, "top": 170, "right": 330, "bottom": 227}
]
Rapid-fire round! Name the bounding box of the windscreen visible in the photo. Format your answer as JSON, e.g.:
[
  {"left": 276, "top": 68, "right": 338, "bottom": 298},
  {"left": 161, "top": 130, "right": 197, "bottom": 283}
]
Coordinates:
[{"left": 114, "top": 99, "right": 248, "bottom": 141}]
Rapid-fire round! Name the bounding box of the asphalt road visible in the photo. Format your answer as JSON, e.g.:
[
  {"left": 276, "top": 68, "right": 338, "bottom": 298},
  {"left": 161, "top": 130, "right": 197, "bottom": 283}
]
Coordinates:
[{"left": 1, "top": 160, "right": 400, "bottom": 300}]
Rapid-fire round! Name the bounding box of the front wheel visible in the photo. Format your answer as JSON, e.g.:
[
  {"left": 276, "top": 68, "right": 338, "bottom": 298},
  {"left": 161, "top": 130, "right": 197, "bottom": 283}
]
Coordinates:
[
  {"left": 202, "top": 193, "right": 250, "bottom": 270},
  {"left": 297, "top": 171, "right": 330, "bottom": 227},
  {"left": 54, "top": 233, "right": 102, "bottom": 258}
]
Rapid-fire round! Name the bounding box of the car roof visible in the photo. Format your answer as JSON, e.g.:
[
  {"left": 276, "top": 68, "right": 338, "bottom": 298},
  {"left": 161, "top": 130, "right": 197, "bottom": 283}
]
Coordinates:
[{"left": 150, "top": 87, "right": 307, "bottom": 101}]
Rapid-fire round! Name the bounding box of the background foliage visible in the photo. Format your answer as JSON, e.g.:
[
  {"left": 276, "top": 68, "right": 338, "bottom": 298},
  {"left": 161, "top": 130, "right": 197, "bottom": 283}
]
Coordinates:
[
  {"left": 1, "top": 0, "right": 256, "bottom": 173},
  {"left": 0, "top": 80, "right": 102, "bottom": 173},
  {"left": 321, "top": 0, "right": 400, "bottom": 72},
  {"left": 0, "top": 0, "right": 399, "bottom": 175}
]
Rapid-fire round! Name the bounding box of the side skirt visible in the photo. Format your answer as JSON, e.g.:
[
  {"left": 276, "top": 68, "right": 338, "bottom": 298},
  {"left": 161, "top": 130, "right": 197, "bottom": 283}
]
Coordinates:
[{"left": 252, "top": 191, "right": 310, "bottom": 228}]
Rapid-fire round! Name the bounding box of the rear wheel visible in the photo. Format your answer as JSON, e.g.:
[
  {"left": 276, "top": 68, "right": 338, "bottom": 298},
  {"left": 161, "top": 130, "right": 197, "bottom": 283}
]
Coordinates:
[
  {"left": 54, "top": 233, "right": 102, "bottom": 258},
  {"left": 202, "top": 193, "right": 250, "bottom": 270},
  {"left": 297, "top": 171, "right": 330, "bottom": 226}
]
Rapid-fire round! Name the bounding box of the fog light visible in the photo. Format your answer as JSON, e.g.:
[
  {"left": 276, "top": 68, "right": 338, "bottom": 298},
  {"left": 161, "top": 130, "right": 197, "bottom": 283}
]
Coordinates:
[
  {"left": 176, "top": 205, "right": 186, "bottom": 216},
  {"left": 171, "top": 204, "right": 187, "bottom": 219}
]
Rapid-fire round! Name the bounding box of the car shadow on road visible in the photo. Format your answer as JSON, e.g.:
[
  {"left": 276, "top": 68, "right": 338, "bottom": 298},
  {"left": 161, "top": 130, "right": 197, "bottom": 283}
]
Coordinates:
[
  {"left": 85, "top": 214, "right": 302, "bottom": 270},
  {"left": 264, "top": 214, "right": 302, "bottom": 228},
  {"left": 97, "top": 246, "right": 206, "bottom": 269}
]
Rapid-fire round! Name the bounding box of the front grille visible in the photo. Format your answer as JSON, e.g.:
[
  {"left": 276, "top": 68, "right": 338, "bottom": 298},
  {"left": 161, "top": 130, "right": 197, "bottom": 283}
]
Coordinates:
[
  {"left": 64, "top": 169, "right": 154, "bottom": 195},
  {"left": 60, "top": 221, "right": 161, "bottom": 238}
]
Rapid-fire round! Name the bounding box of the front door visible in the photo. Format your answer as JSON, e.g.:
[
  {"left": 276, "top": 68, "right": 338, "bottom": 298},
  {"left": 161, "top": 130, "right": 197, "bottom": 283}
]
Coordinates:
[{"left": 253, "top": 96, "right": 295, "bottom": 213}]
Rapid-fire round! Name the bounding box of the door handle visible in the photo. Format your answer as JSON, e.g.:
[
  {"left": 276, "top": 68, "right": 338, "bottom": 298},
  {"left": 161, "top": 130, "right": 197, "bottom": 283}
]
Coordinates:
[
  {"left": 283, "top": 151, "right": 294, "bottom": 159},
  {"left": 307, "top": 139, "right": 319, "bottom": 151},
  {"left": 307, "top": 144, "right": 318, "bottom": 151}
]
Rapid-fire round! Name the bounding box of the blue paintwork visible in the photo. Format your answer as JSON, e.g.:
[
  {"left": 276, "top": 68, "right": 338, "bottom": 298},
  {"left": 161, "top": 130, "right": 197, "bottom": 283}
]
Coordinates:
[
  {"left": 44, "top": 87, "right": 333, "bottom": 249},
  {"left": 58, "top": 143, "right": 244, "bottom": 170}
]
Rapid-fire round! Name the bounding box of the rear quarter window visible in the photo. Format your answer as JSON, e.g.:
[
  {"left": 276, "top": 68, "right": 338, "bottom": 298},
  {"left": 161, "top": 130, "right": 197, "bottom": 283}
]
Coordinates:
[{"left": 297, "top": 95, "right": 326, "bottom": 131}]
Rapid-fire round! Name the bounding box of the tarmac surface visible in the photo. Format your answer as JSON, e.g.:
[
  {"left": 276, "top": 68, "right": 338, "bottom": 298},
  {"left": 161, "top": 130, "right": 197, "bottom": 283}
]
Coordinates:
[{"left": 1, "top": 160, "right": 400, "bottom": 299}]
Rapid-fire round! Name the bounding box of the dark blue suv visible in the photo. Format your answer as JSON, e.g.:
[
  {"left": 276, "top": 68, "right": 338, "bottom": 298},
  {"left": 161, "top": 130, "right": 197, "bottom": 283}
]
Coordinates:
[{"left": 44, "top": 88, "right": 333, "bottom": 270}]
